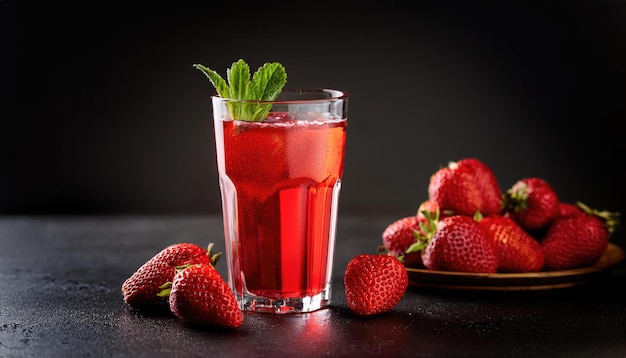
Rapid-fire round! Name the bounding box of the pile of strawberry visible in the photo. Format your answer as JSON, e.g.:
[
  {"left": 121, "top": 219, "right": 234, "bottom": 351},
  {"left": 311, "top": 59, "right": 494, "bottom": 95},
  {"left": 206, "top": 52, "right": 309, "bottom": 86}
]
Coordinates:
[
  {"left": 121, "top": 243, "right": 243, "bottom": 329},
  {"left": 381, "top": 157, "right": 621, "bottom": 273}
]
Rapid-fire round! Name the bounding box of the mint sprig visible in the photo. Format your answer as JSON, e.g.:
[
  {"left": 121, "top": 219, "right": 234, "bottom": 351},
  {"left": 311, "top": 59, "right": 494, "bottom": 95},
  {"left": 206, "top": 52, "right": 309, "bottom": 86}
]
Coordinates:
[{"left": 193, "top": 59, "right": 287, "bottom": 122}]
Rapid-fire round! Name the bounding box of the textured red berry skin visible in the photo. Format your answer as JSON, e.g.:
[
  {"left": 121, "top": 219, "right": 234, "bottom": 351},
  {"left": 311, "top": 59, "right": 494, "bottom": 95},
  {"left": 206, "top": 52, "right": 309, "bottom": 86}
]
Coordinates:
[
  {"left": 169, "top": 264, "right": 243, "bottom": 329},
  {"left": 557, "top": 202, "right": 585, "bottom": 219},
  {"left": 479, "top": 215, "right": 545, "bottom": 273},
  {"left": 428, "top": 158, "right": 502, "bottom": 217},
  {"left": 344, "top": 254, "right": 408, "bottom": 317},
  {"left": 382, "top": 216, "right": 420, "bottom": 258},
  {"left": 428, "top": 164, "right": 481, "bottom": 217},
  {"left": 541, "top": 215, "right": 610, "bottom": 271},
  {"left": 456, "top": 158, "right": 502, "bottom": 216},
  {"left": 504, "top": 177, "right": 560, "bottom": 231},
  {"left": 122, "top": 243, "right": 210, "bottom": 311},
  {"left": 423, "top": 215, "right": 498, "bottom": 273}
]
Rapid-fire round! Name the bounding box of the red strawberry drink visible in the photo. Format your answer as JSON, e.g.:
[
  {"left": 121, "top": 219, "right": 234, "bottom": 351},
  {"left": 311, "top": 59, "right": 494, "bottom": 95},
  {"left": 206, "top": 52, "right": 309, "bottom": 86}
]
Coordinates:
[{"left": 212, "top": 89, "right": 348, "bottom": 313}]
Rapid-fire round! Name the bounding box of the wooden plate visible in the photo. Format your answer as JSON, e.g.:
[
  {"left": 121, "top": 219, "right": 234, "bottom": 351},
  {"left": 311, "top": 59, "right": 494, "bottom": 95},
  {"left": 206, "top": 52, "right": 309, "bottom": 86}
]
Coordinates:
[{"left": 406, "top": 243, "right": 625, "bottom": 291}]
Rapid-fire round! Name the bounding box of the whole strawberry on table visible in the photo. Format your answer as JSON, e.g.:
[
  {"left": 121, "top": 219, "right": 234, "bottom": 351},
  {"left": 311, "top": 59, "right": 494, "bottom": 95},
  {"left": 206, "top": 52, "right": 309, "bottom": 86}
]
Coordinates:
[
  {"left": 121, "top": 242, "right": 243, "bottom": 329},
  {"left": 380, "top": 157, "right": 622, "bottom": 274},
  {"left": 344, "top": 253, "right": 409, "bottom": 317}
]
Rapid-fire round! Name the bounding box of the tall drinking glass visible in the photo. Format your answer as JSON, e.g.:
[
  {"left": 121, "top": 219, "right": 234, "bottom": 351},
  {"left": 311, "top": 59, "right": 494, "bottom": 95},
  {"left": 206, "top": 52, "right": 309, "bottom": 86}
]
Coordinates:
[{"left": 211, "top": 89, "right": 348, "bottom": 314}]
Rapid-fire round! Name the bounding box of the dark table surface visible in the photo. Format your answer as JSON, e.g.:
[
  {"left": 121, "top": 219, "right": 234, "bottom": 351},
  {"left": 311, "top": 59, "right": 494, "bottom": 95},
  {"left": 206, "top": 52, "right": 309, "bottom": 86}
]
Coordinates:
[{"left": 1, "top": 215, "right": 625, "bottom": 358}]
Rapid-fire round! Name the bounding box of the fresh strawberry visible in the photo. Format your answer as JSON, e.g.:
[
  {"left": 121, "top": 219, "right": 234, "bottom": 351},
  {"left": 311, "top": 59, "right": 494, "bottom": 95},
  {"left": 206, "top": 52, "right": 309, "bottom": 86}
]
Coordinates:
[
  {"left": 428, "top": 158, "right": 502, "bottom": 217},
  {"left": 458, "top": 158, "right": 503, "bottom": 216},
  {"left": 167, "top": 263, "right": 243, "bottom": 328},
  {"left": 478, "top": 215, "right": 544, "bottom": 272},
  {"left": 542, "top": 216, "right": 609, "bottom": 270},
  {"left": 122, "top": 243, "right": 211, "bottom": 311},
  {"left": 381, "top": 215, "right": 420, "bottom": 258},
  {"left": 422, "top": 215, "right": 498, "bottom": 273},
  {"left": 541, "top": 202, "right": 620, "bottom": 270},
  {"left": 344, "top": 254, "right": 408, "bottom": 316},
  {"left": 502, "top": 177, "right": 560, "bottom": 232},
  {"left": 428, "top": 162, "right": 480, "bottom": 217}
]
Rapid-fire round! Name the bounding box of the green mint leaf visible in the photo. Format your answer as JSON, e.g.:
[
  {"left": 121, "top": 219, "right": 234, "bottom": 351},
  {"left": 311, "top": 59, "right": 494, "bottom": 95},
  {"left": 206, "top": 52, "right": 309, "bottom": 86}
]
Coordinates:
[
  {"left": 194, "top": 59, "right": 287, "bottom": 121},
  {"left": 251, "top": 62, "right": 287, "bottom": 101},
  {"left": 192, "top": 64, "right": 230, "bottom": 98},
  {"left": 242, "top": 62, "right": 287, "bottom": 120},
  {"left": 227, "top": 59, "right": 251, "bottom": 101}
]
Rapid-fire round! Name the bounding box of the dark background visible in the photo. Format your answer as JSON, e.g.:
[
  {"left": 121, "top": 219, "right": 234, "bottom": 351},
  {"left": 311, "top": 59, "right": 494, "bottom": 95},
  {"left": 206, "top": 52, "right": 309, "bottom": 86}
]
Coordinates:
[{"left": 1, "top": 0, "right": 625, "bottom": 218}]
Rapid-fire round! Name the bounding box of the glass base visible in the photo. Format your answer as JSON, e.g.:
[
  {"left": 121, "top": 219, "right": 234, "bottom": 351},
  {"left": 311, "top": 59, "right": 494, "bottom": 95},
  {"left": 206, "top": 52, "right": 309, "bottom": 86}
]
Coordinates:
[{"left": 238, "top": 288, "right": 331, "bottom": 314}]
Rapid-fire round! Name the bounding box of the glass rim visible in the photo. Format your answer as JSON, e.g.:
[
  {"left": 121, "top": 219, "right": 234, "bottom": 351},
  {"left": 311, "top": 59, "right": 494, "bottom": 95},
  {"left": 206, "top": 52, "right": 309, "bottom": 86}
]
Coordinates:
[{"left": 211, "top": 88, "right": 348, "bottom": 104}]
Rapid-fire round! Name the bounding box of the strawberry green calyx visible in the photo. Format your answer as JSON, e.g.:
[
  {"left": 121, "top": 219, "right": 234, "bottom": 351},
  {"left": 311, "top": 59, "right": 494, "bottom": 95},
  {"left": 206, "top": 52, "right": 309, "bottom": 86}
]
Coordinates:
[
  {"left": 156, "top": 243, "right": 223, "bottom": 298},
  {"left": 205, "top": 243, "right": 222, "bottom": 267},
  {"left": 419, "top": 208, "right": 440, "bottom": 238},
  {"left": 156, "top": 264, "right": 190, "bottom": 297},
  {"left": 576, "top": 201, "right": 621, "bottom": 234},
  {"left": 156, "top": 282, "right": 172, "bottom": 297},
  {"left": 501, "top": 185, "right": 529, "bottom": 212},
  {"left": 193, "top": 59, "right": 287, "bottom": 122},
  {"left": 401, "top": 209, "right": 439, "bottom": 261}
]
